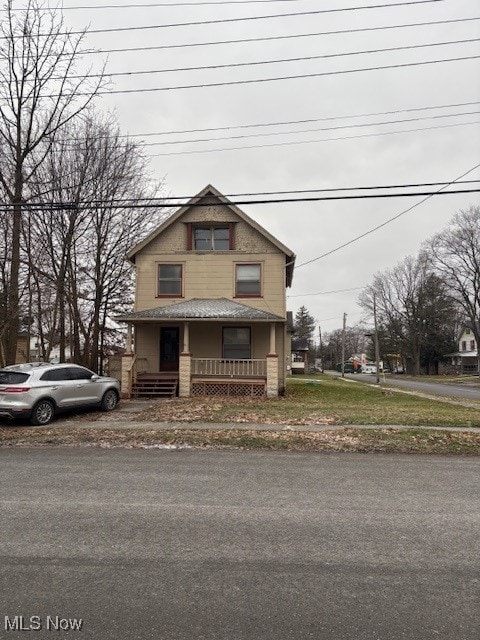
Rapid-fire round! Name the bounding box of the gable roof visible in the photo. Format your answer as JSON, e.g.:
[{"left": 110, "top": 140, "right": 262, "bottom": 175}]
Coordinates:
[
  {"left": 126, "top": 184, "right": 296, "bottom": 286},
  {"left": 115, "top": 298, "right": 285, "bottom": 322}
]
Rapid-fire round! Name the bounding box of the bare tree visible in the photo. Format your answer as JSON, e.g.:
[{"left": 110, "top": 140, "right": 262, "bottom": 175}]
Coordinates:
[
  {"left": 323, "top": 324, "right": 370, "bottom": 369},
  {"left": 25, "top": 111, "right": 166, "bottom": 371},
  {"left": 428, "top": 206, "right": 480, "bottom": 376},
  {"left": 360, "top": 253, "right": 457, "bottom": 375},
  {"left": 0, "top": 0, "right": 104, "bottom": 365}
]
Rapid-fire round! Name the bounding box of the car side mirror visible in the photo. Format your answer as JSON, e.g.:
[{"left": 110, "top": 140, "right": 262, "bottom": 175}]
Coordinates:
[{"left": 91, "top": 374, "right": 100, "bottom": 381}]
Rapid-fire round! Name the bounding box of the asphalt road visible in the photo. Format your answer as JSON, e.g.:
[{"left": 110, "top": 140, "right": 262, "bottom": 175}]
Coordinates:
[
  {"left": 334, "top": 372, "right": 480, "bottom": 402},
  {"left": 1, "top": 449, "right": 479, "bottom": 640}
]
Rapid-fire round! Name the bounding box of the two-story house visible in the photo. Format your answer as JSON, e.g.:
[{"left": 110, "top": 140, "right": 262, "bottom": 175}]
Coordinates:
[
  {"left": 445, "top": 321, "right": 479, "bottom": 374},
  {"left": 116, "top": 185, "right": 296, "bottom": 398}
]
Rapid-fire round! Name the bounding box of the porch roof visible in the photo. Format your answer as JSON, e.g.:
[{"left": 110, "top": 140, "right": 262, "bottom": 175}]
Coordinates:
[
  {"left": 445, "top": 350, "right": 478, "bottom": 358},
  {"left": 115, "top": 298, "right": 285, "bottom": 322}
]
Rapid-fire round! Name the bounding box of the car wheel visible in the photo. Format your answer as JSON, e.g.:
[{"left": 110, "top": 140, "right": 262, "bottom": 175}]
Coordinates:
[
  {"left": 30, "top": 399, "right": 55, "bottom": 426},
  {"left": 101, "top": 389, "right": 118, "bottom": 412}
]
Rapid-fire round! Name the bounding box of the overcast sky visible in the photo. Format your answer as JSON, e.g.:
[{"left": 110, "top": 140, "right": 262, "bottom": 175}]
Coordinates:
[{"left": 34, "top": 0, "right": 480, "bottom": 336}]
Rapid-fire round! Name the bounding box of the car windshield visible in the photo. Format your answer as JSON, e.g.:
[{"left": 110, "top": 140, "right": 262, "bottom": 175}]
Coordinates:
[{"left": 0, "top": 371, "right": 29, "bottom": 384}]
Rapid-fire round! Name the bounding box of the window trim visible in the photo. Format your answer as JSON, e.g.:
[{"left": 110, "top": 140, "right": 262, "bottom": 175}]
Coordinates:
[
  {"left": 189, "top": 223, "right": 233, "bottom": 251},
  {"left": 222, "top": 326, "right": 251, "bottom": 360},
  {"left": 234, "top": 262, "right": 262, "bottom": 298},
  {"left": 157, "top": 263, "right": 183, "bottom": 298}
]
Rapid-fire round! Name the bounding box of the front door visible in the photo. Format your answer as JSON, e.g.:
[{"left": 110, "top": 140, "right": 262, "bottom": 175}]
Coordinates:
[{"left": 159, "top": 327, "right": 180, "bottom": 372}]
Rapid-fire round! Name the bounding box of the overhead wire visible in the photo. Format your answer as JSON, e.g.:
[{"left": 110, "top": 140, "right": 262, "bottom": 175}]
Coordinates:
[
  {"left": 7, "top": 1, "right": 445, "bottom": 38},
  {"left": 81, "top": 16, "right": 480, "bottom": 55},
  {"left": 15, "top": 16, "right": 480, "bottom": 57},
  {"left": 146, "top": 120, "right": 480, "bottom": 156},
  {"left": 123, "top": 110, "right": 480, "bottom": 147},
  {"left": 1, "top": 188, "right": 479, "bottom": 213},
  {"left": 72, "top": 100, "right": 480, "bottom": 139},
  {"left": 8, "top": 0, "right": 338, "bottom": 8},
  {"left": 58, "top": 111, "right": 480, "bottom": 149},
  {"left": 59, "top": 54, "right": 480, "bottom": 96},
  {"left": 64, "top": 38, "right": 480, "bottom": 80},
  {"left": 7, "top": 180, "right": 480, "bottom": 205},
  {"left": 294, "top": 163, "right": 480, "bottom": 270},
  {"left": 288, "top": 287, "right": 367, "bottom": 298}
]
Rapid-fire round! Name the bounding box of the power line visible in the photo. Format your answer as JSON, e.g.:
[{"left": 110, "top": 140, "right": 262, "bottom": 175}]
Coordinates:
[
  {"left": 11, "top": 180, "right": 480, "bottom": 206},
  {"left": 23, "top": 16, "right": 480, "bottom": 57},
  {"left": 59, "top": 110, "right": 480, "bottom": 147},
  {"left": 74, "top": 100, "right": 480, "bottom": 139},
  {"left": 147, "top": 120, "right": 480, "bottom": 157},
  {"left": 12, "top": 0, "right": 326, "bottom": 9},
  {"left": 126, "top": 111, "right": 480, "bottom": 147},
  {"left": 66, "top": 38, "right": 480, "bottom": 80},
  {"left": 83, "top": 55, "right": 480, "bottom": 95},
  {"left": 14, "top": 1, "right": 444, "bottom": 38},
  {"left": 294, "top": 163, "right": 480, "bottom": 270},
  {"left": 1, "top": 188, "right": 479, "bottom": 213},
  {"left": 288, "top": 287, "right": 366, "bottom": 298}
]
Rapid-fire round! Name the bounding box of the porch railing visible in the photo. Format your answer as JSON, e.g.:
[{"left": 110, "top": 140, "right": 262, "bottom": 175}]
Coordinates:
[{"left": 191, "top": 358, "right": 267, "bottom": 378}]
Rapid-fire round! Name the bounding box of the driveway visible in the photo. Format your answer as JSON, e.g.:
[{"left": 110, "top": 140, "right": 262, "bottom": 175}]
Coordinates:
[{"left": 1, "top": 449, "right": 479, "bottom": 640}]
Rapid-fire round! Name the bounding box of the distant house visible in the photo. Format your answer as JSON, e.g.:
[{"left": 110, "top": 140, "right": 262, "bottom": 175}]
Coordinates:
[
  {"left": 116, "top": 185, "right": 296, "bottom": 398},
  {"left": 445, "top": 322, "right": 479, "bottom": 374},
  {"left": 291, "top": 337, "right": 309, "bottom": 374}
]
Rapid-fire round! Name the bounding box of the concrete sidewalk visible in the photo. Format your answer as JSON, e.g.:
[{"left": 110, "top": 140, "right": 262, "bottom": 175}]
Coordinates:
[{"left": 52, "top": 417, "right": 480, "bottom": 434}]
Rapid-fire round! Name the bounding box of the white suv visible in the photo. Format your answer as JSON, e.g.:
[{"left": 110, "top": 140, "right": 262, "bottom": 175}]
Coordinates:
[{"left": 0, "top": 363, "right": 120, "bottom": 426}]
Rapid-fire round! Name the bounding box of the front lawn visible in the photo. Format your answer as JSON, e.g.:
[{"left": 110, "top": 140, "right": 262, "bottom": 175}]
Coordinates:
[{"left": 137, "top": 376, "right": 480, "bottom": 428}]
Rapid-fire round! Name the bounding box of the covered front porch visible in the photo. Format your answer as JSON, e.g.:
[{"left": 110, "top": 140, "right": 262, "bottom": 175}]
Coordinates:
[{"left": 116, "top": 298, "right": 286, "bottom": 398}]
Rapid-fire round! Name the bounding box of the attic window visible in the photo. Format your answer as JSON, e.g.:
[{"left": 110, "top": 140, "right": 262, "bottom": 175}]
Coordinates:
[{"left": 193, "top": 225, "right": 231, "bottom": 250}]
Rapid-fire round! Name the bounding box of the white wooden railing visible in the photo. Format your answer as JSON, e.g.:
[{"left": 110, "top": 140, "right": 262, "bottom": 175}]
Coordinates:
[{"left": 191, "top": 358, "right": 267, "bottom": 378}]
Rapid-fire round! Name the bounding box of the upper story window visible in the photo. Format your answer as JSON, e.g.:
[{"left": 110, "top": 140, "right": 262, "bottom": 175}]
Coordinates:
[
  {"left": 235, "top": 263, "right": 261, "bottom": 297},
  {"left": 461, "top": 340, "right": 467, "bottom": 351},
  {"left": 471, "top": 340, "right": 476, "bottom": 351},
  {"left": 158, "top": 264, "right": 182, "bottom": 297},
  {"left": 466, "top": 328, "right": 471, "bottom": 334},
  {"left": 194, "top": 226, "right": 230, "bottom": 251}
]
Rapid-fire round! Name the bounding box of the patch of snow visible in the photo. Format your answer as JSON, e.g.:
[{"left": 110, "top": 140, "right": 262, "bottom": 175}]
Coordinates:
[{"left": 141, "top": 444, "right": 192, "bottom": 450}]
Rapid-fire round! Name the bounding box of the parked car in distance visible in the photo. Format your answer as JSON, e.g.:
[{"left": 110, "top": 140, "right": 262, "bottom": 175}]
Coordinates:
[
  {"left": 0, "top": 362, "right": 120, "bottom": 426},
  {"left": 362, "top": 363, "right": 377, "bottom": 374},
  {"left": 335, "top": 362, "right": 362, "bottom": 374}
]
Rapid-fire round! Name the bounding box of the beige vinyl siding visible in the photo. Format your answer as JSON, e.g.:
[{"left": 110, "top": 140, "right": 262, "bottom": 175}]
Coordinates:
[
  {"left": 134, "top": 323, "right": 160, "bottom": 371},
  {"left": 135, "top": 251, "right": 286, "bottom": 317},
  {"left": 190, "top": 322, "right": 270, "bottom": 359},
  {"left": 134, "top": 321, "right": 281, "bottom": 374}
]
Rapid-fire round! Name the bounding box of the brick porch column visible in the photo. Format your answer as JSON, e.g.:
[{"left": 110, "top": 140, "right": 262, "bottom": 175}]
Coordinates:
[
  {"left": 179, "top": 352, "right": 191, "bottom": 397},
  {"left": 120, "top": 353, "right": 135, "bottom": 399},
  {"left": 266, "top": 354, "right": 279, "bottom": 398}
]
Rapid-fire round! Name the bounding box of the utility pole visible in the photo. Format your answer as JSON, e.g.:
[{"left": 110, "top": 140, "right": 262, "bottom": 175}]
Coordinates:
[
  {"left": 318, "top": 325, "right": 324, "bottom": 373},
  {"left": 341, "top": 313, "right": 347, "bottom": 378},
  {"left": 373, "top": 294, "right": 380, "bottom": 384}
]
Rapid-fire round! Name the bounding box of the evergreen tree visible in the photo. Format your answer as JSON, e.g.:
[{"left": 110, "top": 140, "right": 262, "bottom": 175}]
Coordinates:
[{"left": 294, "top": 306, "right": 316, "bottom": 345}]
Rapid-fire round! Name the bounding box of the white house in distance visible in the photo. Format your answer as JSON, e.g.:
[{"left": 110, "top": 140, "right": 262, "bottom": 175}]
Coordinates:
[{"left": 446, "top": 322, "right": 479, "bottom": 374}]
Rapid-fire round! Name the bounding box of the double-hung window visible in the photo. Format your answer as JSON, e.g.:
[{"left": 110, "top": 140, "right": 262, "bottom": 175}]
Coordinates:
[
  {"left": 223, "top": 327, "right": 251, "bottom": 360},
  {"left": 194, "top": 226, "right": 230, "bottom": 250},
  {"left": 235, "top": 263, "right": 261, "bottom": 297},
  {"left": 158, "top": 264, "right": 182, "bottom": 297}
]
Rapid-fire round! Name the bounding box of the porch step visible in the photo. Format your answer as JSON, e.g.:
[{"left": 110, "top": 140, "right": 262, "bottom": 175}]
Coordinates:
[{"left": 132, "top": 376, "right": 178, "bottom": 398}]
